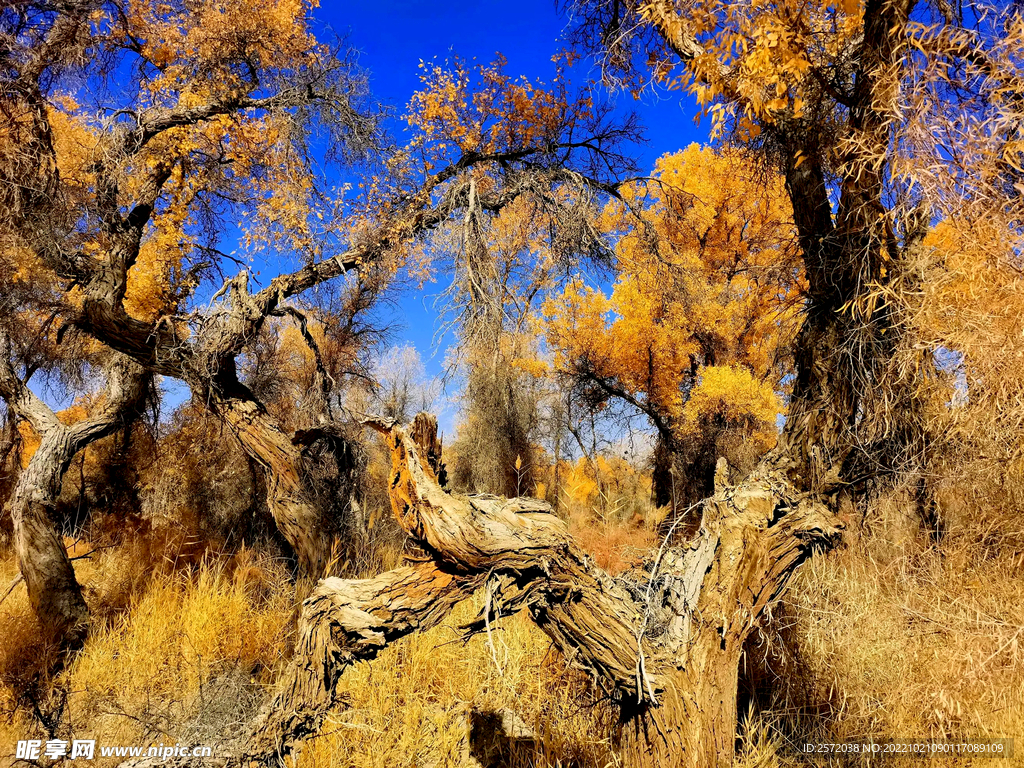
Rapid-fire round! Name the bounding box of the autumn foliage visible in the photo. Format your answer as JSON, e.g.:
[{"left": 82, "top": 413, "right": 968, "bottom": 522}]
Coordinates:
[
  {"left": 541, "top": 144, "right": 799, "bottom": 503},
  {"left": 2, "top": 0, "right": 1024, "bottom": 766}
]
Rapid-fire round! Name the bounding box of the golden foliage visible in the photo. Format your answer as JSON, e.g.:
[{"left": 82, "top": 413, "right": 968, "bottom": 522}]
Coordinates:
[
  {"left": 120, "top": 0, "right": 320, "bottom": 82},
  {"left": 883, "top": 215, "right": 1024, "bottom": 513},
  {"left": 639, "top": 0, "right": 863, "bottom": 137},
  {"left": 541, "top": 144, "right": 799, "bottom": 447},
  {"left": 408, "top": 55, "right": 586, "bottom": 158},
  {"left": 681, "top": 364, "right": 779, "bottom": 453},
  {"left": 3, "top": 0, "right": 336, "bottom": 329}
]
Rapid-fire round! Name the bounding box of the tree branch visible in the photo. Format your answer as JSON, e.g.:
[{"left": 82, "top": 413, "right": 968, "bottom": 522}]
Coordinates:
[{"left": 0, "top": 331, "right": 59, "bottom": 434}]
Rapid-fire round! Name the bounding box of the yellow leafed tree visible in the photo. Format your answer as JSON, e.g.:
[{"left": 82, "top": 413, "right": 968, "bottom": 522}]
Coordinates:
[{"left": 541, "top": 144, "right": 801, "bottom": 507}]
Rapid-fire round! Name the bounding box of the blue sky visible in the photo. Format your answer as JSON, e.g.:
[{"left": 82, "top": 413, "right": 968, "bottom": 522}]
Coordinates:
[
  {"left": 152, "top": 2, "right": 708, "bottom": 430},
  {"left": 320, "top": 0, "right": 700, "bottom": 164},
  {"left": 314, "top": 1, "right": 707, "bottom": 394}
]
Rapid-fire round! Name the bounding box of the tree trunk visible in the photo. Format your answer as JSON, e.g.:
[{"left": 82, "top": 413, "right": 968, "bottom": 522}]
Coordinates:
[
  {"left": 244, "top": 560, "right": 482, "bottom": 758},
  {"left": 0, "top": 354, "right": 148, "bottom": 651},
  {"left": 9, "top": 429, "right": 90, "bottom": 649},
  {"left": 410, "top": 411, "right": 447, "bottom": 488},
  {"left": 617, "top": 663, "right": 740, "bottom": 767},
  {"left": 651, "top": 433, "right": 675, "bottom": 509},
  {"left": 162, "top": 6, "right": 920, "bottom": 761},
  {"left": 206, "top": 369, "right": 327, "bottom": 577},
  {"left": 621, "top": 461, "right": 839, "bottom": 765}
]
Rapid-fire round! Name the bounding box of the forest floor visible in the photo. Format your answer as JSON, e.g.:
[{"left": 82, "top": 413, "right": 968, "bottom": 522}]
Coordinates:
[{"left": 1, "top": 492, "right": 1022, "bottom": 767}]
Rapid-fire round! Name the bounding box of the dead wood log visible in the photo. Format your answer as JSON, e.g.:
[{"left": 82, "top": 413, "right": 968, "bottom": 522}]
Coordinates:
[{"left": 123, "top": 413, "right": 842, "bottom": 768}]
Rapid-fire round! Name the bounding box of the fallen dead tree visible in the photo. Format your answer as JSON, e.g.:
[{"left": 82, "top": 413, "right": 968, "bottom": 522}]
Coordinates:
[{"left": 121, "top": 413, "right": 841, "bottom": 768}]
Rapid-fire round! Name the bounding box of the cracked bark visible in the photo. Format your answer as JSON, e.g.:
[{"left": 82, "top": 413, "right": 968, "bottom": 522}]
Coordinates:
[
  {"left": 201, "top": 363, "right": 328, "bottom": 576},
  {"left": 217, "top": 415, "right": 842, "bottom": 768},
  {"left": 0, "top": 353, "right": 148, "bottom": 649}
]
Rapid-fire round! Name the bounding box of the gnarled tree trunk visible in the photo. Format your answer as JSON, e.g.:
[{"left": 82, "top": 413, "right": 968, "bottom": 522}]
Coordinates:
[
  {"left": 9, "top": 430, "right": 92, "bottom": 650},
  {"left": 1, "top": 353, "right": 148, "bottom": 650},
  {"left": 218, "top": 416, "right": 842, "bottom": 768},
  {"left": 205, "top": 367, "right": 328, "bottom": 577}
]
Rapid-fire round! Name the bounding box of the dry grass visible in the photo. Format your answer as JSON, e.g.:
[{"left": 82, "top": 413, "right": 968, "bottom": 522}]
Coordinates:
[
  {"left": 566, "top": 518, "right": 654, "bottom": 575},
  {"left": 740, "top": 491, "right": 1024, "bottom": 766},
  {"left": 0, "top": 542, "right": 615, "bottom": 768},
  {"left": 557, "top": 466, "right": 660, "bottom": 576},
  {"left": 0, "top": 541, "right": 293, "bottom": 767},
  {"left": 297, "top": 602, "right": 617, "bottom": 768}
]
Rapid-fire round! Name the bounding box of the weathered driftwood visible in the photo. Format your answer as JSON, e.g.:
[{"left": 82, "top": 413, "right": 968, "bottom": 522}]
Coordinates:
[{"left": 216, "top": 414, "right": 838, "bottom": 768}]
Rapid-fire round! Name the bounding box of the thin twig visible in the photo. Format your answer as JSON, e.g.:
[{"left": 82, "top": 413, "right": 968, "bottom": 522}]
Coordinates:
[
  {"left": 484, "top": 571, "right": 504, "bottom": 677},
  {"left": 0, "top": 573, "right": 23, "bottom": 607}
]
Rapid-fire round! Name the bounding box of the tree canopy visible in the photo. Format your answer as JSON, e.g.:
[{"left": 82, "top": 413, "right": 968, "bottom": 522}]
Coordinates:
[{"left": 541, "top": 144, "right": 801, "bottom": 502}]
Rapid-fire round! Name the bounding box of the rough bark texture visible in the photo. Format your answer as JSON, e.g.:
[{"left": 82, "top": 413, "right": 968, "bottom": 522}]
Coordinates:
[
  {"left": 651, "top": 433, "right": 675, "bottom": 510},
  {"left": 102, "top": 0, "right": 934, "bottom": 761},
  {"left": 410, "top": 411, "right": 447, "bottom": 488},
  {"left": 9, "top": 432, "right": 92, "bottom": 649},
  {"left": 617, "top": 473, "right": 842, "bottom": 766},
  {"left": 766, "top": 0, "right": 919, "bottom": 496},
  {"left": 0, "top": 353, "right": 148, "bottom": 649},
  {"left": 244, "top": 561, "right": 482, "bottom": 759},
  {"left": 67, "top": 177, "right": 546, "bottom": 577},
  {"left": 205, "top": 366, "right": 327, "bottom": 576},
  {"left": 196, "top": 415, "right": 841, "bottom": 768}
]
